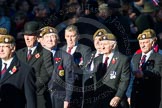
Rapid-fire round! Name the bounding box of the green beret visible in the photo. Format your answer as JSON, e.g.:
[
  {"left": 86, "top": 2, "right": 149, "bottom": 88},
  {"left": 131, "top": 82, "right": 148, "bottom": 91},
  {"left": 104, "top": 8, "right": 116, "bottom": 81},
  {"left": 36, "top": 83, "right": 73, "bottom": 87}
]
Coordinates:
[
  {"left": 0, "top": 28, "right": 8, "bottom": 35},
  {"left": 99, "top": 33, "right": 116, "bottom": 41},
  {"left": 39, "top": 26, "right": 58, "bottom": 37},
  {"left": 93, "top": 29, "right": 107, "bottom": 39},
  {"left": 0, "top": 35, "right": 15, "bottom": 43},
  {"left": 137, "top": 29, "right": 156, "bottom": 40}
]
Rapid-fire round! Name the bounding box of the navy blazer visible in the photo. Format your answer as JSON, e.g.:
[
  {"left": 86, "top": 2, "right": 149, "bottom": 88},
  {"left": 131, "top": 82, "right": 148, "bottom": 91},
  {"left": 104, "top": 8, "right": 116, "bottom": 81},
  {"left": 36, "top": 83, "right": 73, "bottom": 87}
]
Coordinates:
[{"left": 48, "top": 49, "right": 74, "bottom": 102}]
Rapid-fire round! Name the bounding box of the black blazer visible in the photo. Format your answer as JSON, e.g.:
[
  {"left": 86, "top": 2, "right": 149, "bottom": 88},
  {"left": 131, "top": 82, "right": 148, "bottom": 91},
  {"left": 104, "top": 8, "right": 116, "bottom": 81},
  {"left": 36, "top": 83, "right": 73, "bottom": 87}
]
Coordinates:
[
  {"left": 16, "top": 44, "right": 50, "bottom": 95},
  {"left": 0, "top": 55, "right": 36, "bottom": 108}
]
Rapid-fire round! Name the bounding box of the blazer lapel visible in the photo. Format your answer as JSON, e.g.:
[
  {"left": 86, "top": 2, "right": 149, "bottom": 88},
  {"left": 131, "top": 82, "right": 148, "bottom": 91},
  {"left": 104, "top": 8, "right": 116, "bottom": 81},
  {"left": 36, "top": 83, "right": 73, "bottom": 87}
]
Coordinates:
[
  {"left": 93, "top": 54, "right": 103, "bottom": 72},
  {"left": 132, "top": 54, "right": 141, "bottom": 71},
  {"left": 61, "top": 45, "right": 67, "bottom": 52},
  {"left": 107, "top": 52, "right": 119, "bottom": 71},
  {"left": 28, "top": 44, "right": 42, "bottom": 65},
  {"left": 147, "top": 52, "right": 155, "bottom": 61},
  {"left": 0, "top": 56, "right": 20, "bottom": 84},
  {"left": 104, "top": 52, "right": 119, "bottom": 79},
  {"left": 21, "top": 48, "right": 28, "bottom": 62}
]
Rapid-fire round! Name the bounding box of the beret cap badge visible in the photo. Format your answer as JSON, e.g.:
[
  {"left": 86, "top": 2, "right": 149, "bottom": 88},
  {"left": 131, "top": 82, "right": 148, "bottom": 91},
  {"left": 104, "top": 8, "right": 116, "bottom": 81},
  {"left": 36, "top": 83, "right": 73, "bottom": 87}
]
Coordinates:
[
  {"left": 98, "top": 31, "right": 102, "bottom": 36},
  {"left": 142, "top": 34, "right": 146, "bottom": 39},
  {"left": 103, "top": 36, "right": 107, "bottom": 40},
  {"left": 4, "top": 38, "right": 9, "bottom": 43}
]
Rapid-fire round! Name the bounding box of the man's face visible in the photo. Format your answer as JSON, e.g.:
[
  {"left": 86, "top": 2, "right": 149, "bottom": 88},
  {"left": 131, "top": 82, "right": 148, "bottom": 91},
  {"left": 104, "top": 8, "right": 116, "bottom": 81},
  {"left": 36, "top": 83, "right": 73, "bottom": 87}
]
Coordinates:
[
  {"left": 100, "top": 40, "right": 115, "bottom": 54},
  {"left": 139, "top": 39, "right": 154, "bottom": 53},
  {"left": 24, "top": 35, "right": 37, "bottom": 48},
  {"left": 94, "top": 37, "right": 101, "bottom": 52},
  {"left": 0, "top": 43, "right": 15, "bottom": 60},
  {"left": 42, "top": 33, "right": 57, "bottom": 49},
  {"left": 65, "top": 31, "right": 78, "bottom": 48}
]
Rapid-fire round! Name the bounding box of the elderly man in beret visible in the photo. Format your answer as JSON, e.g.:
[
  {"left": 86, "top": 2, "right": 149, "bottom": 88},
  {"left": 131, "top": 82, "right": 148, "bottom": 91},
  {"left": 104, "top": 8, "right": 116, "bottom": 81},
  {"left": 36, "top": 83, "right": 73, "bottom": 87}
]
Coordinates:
[
  {"left": 39, "top": 26, "right": 74, "bottom": 108},
  {"left": 16, "top": 21, "right": 51, "bottom": 108},
  {"left": 126, "top": 29, "right": 162, "bottom": 108},
  {"left": 83, "top": 32, "right": 130, "bottom": 108},
  {"left": 0, "top": 35, "right": 36, "bottom": 108}
]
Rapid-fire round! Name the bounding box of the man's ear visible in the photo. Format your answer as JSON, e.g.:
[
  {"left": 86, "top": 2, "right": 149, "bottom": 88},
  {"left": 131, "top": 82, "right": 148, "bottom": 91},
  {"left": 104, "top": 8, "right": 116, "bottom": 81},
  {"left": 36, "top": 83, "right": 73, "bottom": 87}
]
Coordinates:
[
  {"left": 112, "top": 42, "right": 117, "bottom": 49},
  {"left": 11, "top": 46, "right": 16, "bottom": 52}
]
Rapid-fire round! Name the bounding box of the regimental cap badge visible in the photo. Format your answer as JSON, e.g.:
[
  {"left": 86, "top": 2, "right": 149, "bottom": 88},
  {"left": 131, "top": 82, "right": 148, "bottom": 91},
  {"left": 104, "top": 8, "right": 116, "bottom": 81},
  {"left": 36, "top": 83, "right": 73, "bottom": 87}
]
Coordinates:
[
  {"left": 93, "top": 29, "right": 108, "bottom": 39},
  {"left": 39, "top": 26, "right": 58, "bottom": 37},
  {"left": 99, "top": 33, "right": 116, "bottom": 41}
]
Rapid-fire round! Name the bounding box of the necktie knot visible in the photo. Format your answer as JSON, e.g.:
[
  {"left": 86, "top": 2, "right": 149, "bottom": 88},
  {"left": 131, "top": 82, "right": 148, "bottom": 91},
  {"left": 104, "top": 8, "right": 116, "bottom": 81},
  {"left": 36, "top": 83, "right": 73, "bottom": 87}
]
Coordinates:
[
  {"left": 27, "top": 49, "right": 32, "bottom": 60},
  {"left": 1, "top": 63, "right": 7, "bottom": 75},
  {"left": 104, "top": 57, "right": 109, "bottom": 66},
  {"left": 67, "top": 47, "right": 73, "bottom": 54},
  {"left": 139, "top": 55, "right": 146, "bottom": 68}
]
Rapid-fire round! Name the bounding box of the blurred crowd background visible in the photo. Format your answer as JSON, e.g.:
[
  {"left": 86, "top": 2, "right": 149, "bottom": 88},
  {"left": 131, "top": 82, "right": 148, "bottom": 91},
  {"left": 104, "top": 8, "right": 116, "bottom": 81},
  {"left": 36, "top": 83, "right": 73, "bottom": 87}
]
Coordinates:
[{"left": 0, "top": 0, "right": 162, "bottom": 55}]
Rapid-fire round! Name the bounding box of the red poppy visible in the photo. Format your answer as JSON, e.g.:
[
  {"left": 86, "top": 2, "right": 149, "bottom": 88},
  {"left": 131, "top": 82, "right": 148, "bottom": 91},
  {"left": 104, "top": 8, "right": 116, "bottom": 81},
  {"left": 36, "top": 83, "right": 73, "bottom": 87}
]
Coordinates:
[
  {"left": 58, "top": 65, "right": 63, "bottom": 70},
  {"left": 11, "top": 66, "right": 17, "bottom": 74},
  {"left": 35, "top": 53, "right": 40, "bottom": 58},
  {"left": 54, "top": 58, "right": 61, "bottom": 62},
  {"left": 112, "top": 58, "right": 116, "bottom": 64}
]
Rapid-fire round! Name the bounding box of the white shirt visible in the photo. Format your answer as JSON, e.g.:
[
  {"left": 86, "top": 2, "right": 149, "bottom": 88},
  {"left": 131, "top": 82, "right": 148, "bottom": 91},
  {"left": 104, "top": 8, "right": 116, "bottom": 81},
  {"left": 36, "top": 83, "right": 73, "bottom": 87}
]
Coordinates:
[
  {"left": 102, "top": 52, "right": 114, "bottom": 67},
  {"left": 66, "top": 45, "right": 77, "bottom": 55},
  {"left": 142, "top": 50, "right": 153, "bottom": 63},
  {"left": 90, "top": 52, "right": 114, "bottom": 71},
  {"left": 1, "top": 57, "right": 14, "bottom": 70},
  {"left": 28, "top": 46, "right": 37, "bottom": 55}
]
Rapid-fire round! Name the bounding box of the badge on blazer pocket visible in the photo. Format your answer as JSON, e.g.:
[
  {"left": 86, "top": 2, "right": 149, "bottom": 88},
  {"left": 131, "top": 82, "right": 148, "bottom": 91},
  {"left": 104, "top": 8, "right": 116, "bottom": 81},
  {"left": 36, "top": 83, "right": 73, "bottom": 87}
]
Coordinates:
[
  {"left": 59, "top": 70, "right": 64, "bottom": 76},
  {"left": 110, "top": 71, "right": 116, "bottom": 79}
]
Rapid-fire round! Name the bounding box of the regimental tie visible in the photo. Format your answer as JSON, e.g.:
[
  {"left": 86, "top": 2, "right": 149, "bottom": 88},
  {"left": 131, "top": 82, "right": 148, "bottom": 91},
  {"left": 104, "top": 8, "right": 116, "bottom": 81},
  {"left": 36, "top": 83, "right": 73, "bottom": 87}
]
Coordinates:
[
  {"left": 27, "top": 49, "right": 32, "bottom": 60},
  {"left": 104, "top": 57, "right": 109, "bottom": 67},
  {"left": 139, "top": 55, "right": 146, "bottom": 70},
  {"left": 0, "top": 63, "right": 7, "bottom": 78},
  {"left": 67, "top": 47, "right": 73, "bottom": 54}
]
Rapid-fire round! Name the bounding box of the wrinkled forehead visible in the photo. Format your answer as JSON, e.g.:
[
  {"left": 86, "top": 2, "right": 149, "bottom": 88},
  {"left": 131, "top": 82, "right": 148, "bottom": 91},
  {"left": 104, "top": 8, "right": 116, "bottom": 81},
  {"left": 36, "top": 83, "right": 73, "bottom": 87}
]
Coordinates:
[
  {"left": 100, "top": 40, "right": 116, "bottom": 44},
  {"left": 139, "top": 38, "right": 152, "bottom": 43},
  {"left": 65, "top": 30, "right": 77, "bottom": 35},
  {"left": 0, "top": 43, "right": 11, "bottom": 46}
]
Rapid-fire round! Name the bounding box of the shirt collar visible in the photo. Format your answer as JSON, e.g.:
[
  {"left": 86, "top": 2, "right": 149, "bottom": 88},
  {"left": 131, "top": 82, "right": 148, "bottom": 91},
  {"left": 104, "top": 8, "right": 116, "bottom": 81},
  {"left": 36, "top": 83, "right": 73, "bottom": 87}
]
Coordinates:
[
  {"left": 142, "top": 50, "right": 153, "bottom": 61},
  {"left": 2, "top": 57, "right": 14, "bottom": 69}
]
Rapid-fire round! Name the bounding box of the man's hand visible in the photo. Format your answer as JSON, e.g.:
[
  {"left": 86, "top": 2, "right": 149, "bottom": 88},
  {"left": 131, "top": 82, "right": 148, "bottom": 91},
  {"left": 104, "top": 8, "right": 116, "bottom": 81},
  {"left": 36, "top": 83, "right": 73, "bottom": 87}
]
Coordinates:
[
  {"left": 127, "top": 97, "right": 131, "bottom": 105},
  {"left": 64, "top": 101, "right": 69, "bottom": 108},
  {"left": 110, "top": 96, "right": 120, "bottom": 107}
]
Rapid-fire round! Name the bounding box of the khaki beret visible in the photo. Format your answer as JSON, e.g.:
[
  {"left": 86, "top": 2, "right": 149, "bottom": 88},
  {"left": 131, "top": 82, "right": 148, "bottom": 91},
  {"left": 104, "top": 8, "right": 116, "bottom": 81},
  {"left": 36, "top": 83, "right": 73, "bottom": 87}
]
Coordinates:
[
  {"left": 39, "top": 26, "right": 58, "bottom": 37},
  {"left": 137, "top": 28, "right": 156, "bottom": 40},
  {"left": 99, "top": 33, "right": 116, "bottom": 41},
  {"left": 93, "top": 29, "right": 107, "bottom": 39},
  {"left": 0, "top": 35, "right": 15, "bottom": 43},
  {"left": 0, "top": 28, "right": 8, "bottom": 35}
]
